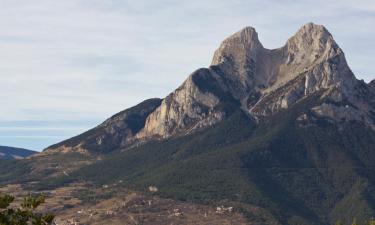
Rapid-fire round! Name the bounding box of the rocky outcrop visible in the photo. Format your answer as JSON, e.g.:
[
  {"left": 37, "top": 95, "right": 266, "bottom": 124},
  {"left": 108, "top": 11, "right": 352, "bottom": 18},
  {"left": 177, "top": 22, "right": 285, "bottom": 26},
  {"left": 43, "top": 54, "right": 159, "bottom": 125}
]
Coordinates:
[
  {"left": 213, "top": 23, "right": 357, "bottom": 116},
  {"left": 136, "top": 68, "right": 235, "bottom": 139},
  {"left": 210, "top": 26, "right": 265, "bottom": 100},
  {"left": 139, "top": 23, "right": 372, "bottom": 139}
]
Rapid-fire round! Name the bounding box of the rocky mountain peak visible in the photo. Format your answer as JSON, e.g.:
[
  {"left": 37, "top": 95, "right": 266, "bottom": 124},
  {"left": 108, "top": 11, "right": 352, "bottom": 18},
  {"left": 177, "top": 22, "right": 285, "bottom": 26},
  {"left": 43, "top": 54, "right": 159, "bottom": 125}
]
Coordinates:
[
  {"left": 211, "top": 26, "right": 262, "bottom": 66},
  {"left": 210, "top": 27, "right": 265, "bottom": 100},
  {"left": 227, "top": 26, "right": 260, "bottom": 44},
  {"left": 288, "top": 23, "right": 333, "bottom": 45},
  {"left": 137, "top": 23, "right": 369, "bottom": 140},
  {"left": 211, "top": 26, "right": 262, "bottom": 65},
  {"left": 284, "top": 23, "right": 342, "bottom": 72}
]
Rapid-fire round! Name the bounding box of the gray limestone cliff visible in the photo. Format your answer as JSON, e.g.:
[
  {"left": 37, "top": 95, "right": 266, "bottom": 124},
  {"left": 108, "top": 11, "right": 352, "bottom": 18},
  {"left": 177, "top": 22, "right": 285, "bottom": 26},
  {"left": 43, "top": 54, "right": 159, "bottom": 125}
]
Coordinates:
[{"left": 138, "top": 23, "right": 372, "bottom": 139}]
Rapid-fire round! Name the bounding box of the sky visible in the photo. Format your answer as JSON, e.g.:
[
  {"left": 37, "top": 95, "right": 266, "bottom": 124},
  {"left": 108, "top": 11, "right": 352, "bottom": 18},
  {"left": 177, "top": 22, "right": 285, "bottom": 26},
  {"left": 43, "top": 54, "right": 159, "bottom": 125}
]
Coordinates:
[{"left": 0, "top": 0, "right": 374, "bottom": 151}]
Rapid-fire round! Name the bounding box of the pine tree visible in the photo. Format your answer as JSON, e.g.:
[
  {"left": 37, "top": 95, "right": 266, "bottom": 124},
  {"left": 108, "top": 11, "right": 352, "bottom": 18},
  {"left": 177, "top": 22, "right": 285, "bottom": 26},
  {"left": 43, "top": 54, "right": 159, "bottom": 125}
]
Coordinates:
[{"left": 0, "top": 193, "right": 54, "bottom": 225}]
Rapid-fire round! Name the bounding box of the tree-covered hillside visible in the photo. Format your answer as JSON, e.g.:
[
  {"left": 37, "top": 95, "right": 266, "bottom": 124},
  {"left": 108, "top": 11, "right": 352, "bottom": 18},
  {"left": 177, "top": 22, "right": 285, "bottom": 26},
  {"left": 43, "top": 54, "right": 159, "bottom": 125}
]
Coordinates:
[{"left": 9, "top": 94, "right": 372, "bottom": 225}]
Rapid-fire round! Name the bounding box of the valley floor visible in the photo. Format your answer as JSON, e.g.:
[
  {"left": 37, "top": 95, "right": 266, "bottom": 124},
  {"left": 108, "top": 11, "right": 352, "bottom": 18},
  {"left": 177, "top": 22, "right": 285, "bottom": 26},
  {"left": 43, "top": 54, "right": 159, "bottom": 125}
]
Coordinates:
[{"left": 0, "top": 182, "right": 249, "bottom": 225}]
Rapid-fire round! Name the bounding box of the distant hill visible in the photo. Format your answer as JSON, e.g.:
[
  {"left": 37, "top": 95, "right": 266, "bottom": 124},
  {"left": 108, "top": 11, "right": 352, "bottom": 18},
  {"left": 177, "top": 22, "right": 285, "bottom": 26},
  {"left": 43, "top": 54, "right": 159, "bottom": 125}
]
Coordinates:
[{"left": 0, "top": 146, "right": 37, "bottom": 159}]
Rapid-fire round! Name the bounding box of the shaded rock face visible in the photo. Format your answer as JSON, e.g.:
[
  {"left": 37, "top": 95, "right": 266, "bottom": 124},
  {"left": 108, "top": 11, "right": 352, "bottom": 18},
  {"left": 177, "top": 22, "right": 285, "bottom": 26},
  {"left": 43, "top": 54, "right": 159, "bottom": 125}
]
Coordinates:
[
  {"left": 46, "top": 23, "right": 374, "bottom": 153},
  {"left": 369, "top": 80, "right": 375, "bottom": 96},
  {"left": 211, "top": 27, "right": 265, "bottom": 100}
]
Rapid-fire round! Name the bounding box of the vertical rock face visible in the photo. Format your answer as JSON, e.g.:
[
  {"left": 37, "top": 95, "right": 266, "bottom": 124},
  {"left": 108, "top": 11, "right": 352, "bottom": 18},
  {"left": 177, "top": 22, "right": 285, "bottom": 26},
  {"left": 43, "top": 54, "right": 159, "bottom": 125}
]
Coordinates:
[
  {"left": 136, "top": 68, "right": 232, "bottom": 139},
  {"left": 210, "top": 27, "right": 265, "bottom": 100},
  {"left": 278, "top": 23, "right": 355, "bottom": 90},
  {"left": 248, "top": 23, "right": 358, "bottom": 116},
  {"left": 291, "top": 23, "right": 356, "bottom": 88},
  {"left": 369, "top": 80, "right": 375, "bottom": 92},
  {"left": 207, "top": 23, "right": 357, "bottom": 115},
  {"left": 139, "top": 22, "right": 370, "bottom": 139}
]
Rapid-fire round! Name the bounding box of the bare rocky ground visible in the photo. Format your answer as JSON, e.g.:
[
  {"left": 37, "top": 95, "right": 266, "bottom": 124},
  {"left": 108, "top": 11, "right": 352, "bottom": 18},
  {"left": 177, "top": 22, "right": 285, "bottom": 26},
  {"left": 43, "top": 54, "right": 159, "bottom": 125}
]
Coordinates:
[{"left": 0, "top": 182, "right": 250, "bottom": 225}]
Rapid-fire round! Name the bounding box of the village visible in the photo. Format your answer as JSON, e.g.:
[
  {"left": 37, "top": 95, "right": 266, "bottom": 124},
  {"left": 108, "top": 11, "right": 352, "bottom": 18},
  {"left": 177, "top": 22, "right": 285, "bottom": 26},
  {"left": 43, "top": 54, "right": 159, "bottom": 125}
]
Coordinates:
[
  {"left": 0, "top": 182, "right": 249, "bottom": 225},
  {"left": 54, "top": 184, "right": 241, "bottom": 225}
]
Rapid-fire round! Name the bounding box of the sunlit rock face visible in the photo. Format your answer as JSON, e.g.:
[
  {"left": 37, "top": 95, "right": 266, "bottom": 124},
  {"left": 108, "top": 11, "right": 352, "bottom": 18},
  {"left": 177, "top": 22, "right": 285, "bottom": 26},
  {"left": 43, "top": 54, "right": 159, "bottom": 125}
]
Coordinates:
[
  {"left": 136, "top": 68, "right": 225, "bottom": 139},
  {"left": 138, "top": 22, "right": 373, "bottom": 139}
]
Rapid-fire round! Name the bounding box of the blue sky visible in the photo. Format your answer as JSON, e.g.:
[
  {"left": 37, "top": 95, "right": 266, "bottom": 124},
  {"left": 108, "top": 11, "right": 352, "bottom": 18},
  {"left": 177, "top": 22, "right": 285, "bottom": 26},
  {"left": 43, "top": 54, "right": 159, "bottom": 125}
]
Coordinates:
[{"left": 0, "top": 0, "right": 374, "bottom": 151}]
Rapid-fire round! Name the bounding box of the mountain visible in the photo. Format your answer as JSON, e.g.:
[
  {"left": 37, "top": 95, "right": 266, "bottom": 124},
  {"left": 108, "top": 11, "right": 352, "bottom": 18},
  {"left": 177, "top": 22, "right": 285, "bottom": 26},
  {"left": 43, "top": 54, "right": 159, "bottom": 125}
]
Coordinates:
[
  {"left": 45, "top": 23, "right": 375, "bottom": 154},
  {"left": 0, "top": 145, "right": 36, "bottom": 159},
  {"left": 1, "top": 23, "right": 375, "bottom": 225}
]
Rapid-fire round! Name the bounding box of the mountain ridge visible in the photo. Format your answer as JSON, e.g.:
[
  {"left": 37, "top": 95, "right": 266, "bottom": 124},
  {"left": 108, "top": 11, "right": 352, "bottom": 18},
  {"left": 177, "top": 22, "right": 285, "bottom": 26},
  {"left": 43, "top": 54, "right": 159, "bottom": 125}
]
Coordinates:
[
  {"left": 46, "top": 98, "right": 162, "bottom": 153},
  {"left": 0, "top": 145, "right": 36, "bottom": 159},
  {"left": 45, "top": 22, "right": 374, "bottom": 154}
]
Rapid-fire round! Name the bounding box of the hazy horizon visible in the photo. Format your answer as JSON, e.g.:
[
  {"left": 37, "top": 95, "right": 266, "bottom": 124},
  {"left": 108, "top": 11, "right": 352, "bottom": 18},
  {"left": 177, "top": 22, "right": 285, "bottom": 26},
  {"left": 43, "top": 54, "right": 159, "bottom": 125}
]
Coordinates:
[{"left": 0, "top": 0, "right": 374, "bottom": 151}]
